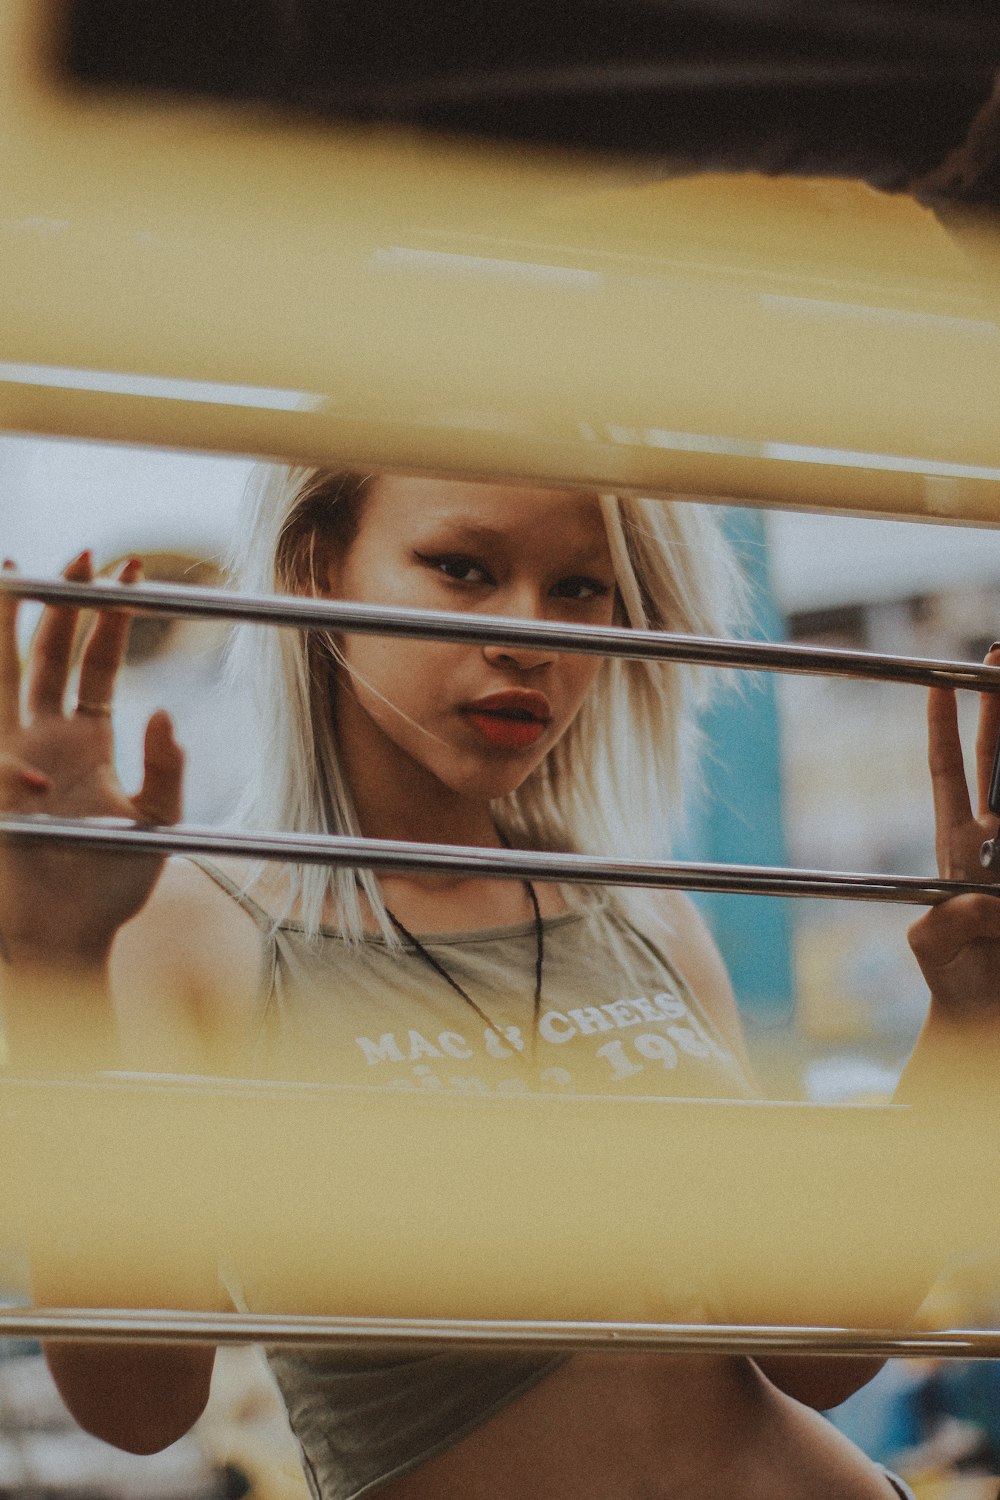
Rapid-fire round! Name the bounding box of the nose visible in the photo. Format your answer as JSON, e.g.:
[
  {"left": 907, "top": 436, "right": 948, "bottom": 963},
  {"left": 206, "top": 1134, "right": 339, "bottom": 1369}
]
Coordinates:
[
  {"left": 481, "top": 639, "right": 555, "bottom": 672},
  {"left": 481, "top": 585, "right": 556, "bottom": 672}
]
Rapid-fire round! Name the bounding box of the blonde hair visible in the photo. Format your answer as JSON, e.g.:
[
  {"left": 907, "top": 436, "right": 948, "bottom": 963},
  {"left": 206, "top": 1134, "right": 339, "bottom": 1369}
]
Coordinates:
[{"left": 225, "top": 466, "right": 748, "bottom": 945}]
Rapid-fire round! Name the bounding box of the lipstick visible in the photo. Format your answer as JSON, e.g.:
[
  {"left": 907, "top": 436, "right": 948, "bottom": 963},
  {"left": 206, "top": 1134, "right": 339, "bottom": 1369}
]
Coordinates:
[{"left": 463, "top": 690, "right": 551, "bottom": 751}]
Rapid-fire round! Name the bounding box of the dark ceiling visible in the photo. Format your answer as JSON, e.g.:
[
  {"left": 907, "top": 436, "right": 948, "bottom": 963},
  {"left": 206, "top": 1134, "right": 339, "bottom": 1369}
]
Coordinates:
[{"left": 63, "top": 2, "right": 1000, "bottom": 201}]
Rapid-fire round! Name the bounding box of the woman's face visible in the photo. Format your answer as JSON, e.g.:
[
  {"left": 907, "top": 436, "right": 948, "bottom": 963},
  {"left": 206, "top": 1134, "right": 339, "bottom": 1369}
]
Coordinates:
[{"left": 322, "top": 476, "right": 618, "bottom": 808}]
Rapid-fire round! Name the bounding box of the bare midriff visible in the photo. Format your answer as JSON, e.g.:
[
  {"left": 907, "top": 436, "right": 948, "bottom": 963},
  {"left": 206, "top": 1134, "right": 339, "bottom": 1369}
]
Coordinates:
[{"left": 378, "top": 1353, "right": 898, "bottom": 1500}]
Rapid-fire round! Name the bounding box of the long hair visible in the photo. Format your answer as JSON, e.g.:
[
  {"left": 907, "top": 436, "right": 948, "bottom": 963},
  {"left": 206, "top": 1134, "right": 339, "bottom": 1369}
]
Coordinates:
[{"left": 225, "top": 466, "right": 748, "bottom": 945}]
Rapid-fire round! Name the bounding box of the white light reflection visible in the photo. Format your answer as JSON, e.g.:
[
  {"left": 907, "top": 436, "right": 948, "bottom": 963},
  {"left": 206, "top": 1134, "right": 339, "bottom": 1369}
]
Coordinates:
[
  {"left": 608, "top": 427, "right": 1000, "bottom": 484},
  {"left": 0, "top": 363, "right": 325, "bottom": 411},
  {"left": 372, "top": 246, "right": 602, "bottom": 288},
  {"left": 761, "top": 294, "right": 1000, "bottom": 340}
]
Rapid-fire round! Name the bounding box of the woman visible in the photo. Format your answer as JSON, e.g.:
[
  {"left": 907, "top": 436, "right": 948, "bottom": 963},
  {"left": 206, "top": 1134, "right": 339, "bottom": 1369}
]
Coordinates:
[{"left": 0, "top": 468, "right": 995, "bottom": 1499}]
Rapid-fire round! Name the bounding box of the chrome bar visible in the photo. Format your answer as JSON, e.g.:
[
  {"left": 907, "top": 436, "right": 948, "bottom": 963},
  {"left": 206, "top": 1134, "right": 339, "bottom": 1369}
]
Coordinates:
[
  {"left": 0, "top": 815, "right": 992, "bottom": 905},
  {"left": 3, "top": 1307, "right": 1000, "bottom": 1357},
  {"left": 2, "top": 575, "right": 998, "bottom": 691}
]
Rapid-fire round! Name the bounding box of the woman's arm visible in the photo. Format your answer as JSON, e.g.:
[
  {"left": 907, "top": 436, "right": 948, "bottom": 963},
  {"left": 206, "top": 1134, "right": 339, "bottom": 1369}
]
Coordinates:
[
  {"left": 27, "top": 862, "right": 263, "bottom": 1452},
  {"left": 0, "top": 554, "right": 257, "bottom": 1451}
]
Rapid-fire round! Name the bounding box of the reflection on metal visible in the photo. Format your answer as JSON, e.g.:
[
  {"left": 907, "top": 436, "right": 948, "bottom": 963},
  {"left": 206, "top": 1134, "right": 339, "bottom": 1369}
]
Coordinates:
[
  {"left": 2, "top": 1308, "right": 1000, "bottom": 1359},
  {"left": 2, "top": 0, "right": 1000, "bottom": 519},
  {"left": 4, "top": 574, "right": 1000, "bottom": 690},
  {"left": 0, "top": 814, "right": 994, "bottom": 905}
]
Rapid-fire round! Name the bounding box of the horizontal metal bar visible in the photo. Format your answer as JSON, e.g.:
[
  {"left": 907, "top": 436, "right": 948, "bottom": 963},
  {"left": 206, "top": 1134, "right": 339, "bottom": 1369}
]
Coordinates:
[
  {"left": 2, "top": 575, "right": 998, "bottom": 691},
  {"left": 0, "top": 815, "right": 993, "bottom": 905},
  {"left": 3, "top": 1307, "right": 999, "bottom": 1358}
]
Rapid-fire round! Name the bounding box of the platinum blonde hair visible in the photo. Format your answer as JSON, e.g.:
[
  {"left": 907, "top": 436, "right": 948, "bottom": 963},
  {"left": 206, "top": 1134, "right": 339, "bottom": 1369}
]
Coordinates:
[{"left": 225, "top": 466, "right": 748, "bottom": 945}]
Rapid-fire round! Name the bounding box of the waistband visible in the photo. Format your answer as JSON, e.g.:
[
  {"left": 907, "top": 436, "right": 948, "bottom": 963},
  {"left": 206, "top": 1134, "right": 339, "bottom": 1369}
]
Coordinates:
[{"left": 882, "top": 1470, "right": 917, "bottom": 1500}]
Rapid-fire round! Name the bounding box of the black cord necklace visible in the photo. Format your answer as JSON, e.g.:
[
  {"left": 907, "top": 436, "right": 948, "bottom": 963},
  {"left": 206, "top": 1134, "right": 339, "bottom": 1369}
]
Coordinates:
[{"left": 382, "top": 830, "right": 544, "bottom": 1060}]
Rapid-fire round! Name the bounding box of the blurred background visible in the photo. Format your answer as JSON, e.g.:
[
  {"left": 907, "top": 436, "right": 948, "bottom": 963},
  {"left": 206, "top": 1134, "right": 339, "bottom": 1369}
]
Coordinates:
[{"left": 1, "top": 432, "right": 1000, "bottom": 1496}]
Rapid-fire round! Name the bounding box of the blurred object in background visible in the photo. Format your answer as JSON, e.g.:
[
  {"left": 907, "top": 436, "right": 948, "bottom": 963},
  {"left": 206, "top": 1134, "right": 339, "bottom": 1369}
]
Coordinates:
[
  {"left": 84, "top": 549, "right": 259, "bottom": 824},
  {"left": 0, "top": 436, "right": 259, "bottom": 823}
]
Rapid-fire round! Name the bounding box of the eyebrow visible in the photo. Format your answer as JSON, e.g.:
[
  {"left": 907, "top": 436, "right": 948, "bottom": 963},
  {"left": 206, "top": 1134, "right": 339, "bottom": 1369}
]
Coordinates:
[{"left": 418, "top": 519, "right": 612, "bottom": 566}]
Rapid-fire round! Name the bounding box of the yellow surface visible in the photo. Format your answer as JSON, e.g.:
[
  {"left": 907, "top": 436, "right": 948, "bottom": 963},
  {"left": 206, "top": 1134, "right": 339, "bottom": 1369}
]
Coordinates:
[
  {"left": 0, "top": 0, "right": 999, "bottom": 521},
  {"left": 1, "top": 1052, "right": 998, "bottom": 1327}
]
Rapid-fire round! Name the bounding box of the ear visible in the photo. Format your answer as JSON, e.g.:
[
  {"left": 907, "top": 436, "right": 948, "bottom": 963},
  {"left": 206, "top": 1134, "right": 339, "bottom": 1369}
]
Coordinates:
[{"left": 316, "top": 538, "right": 341, "bottom": 598}]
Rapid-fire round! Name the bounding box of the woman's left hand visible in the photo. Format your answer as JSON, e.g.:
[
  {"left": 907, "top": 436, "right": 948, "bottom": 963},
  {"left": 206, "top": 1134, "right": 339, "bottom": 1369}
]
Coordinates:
[{"left": 907, "top": 646, "right": 1000, "bottom": 1023}]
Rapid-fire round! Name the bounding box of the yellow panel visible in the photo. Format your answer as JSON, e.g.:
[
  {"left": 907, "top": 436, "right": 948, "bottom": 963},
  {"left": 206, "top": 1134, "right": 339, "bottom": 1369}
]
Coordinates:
[
  {"left": 1, "top": 0, "right": 999, "bottom": 522},
  {"left": 1, "top": 1026, "right": 998, "bottom": 1328}
]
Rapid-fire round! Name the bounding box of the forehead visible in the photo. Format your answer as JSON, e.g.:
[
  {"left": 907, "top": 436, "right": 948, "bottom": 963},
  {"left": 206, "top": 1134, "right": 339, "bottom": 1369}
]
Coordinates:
[{"left": 370, "top": 476, "right": 609, "bottom": 552}]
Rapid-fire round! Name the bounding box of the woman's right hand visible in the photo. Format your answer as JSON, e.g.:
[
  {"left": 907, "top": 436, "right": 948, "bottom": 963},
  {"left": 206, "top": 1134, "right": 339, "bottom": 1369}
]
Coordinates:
[{"left": 0, "top": 549, "right": 185, "bottom": 969}]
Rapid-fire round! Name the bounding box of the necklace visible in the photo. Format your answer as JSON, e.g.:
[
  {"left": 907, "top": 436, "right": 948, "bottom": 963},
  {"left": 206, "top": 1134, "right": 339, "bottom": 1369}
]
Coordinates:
[{"left": 382, "top": 835, "right": 544, "bottom": 1060}]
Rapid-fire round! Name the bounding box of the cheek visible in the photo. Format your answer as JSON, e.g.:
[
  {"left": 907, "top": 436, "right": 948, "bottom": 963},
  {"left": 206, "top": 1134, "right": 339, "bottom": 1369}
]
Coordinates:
[
  {"left": 337, "top": 637, "right": 456, "bottom": 714},
  {"left": 566, "top": 656, "right": 607, "bottom": 710}
]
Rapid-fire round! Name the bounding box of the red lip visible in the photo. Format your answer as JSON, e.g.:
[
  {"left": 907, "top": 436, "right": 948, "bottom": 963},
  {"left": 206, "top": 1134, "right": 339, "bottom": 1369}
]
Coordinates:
[
  {"left": 464, "top": 690, "right": 552, "bottom": 721},
  {"left": 462, "top": 690, "right": 552, "bottom": 750}
]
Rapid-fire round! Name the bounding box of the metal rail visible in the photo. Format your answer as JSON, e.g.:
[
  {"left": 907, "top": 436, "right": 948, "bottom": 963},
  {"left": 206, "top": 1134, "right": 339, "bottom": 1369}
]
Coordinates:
[
  {"left": 0, "top": 815, "right": 994, "bottom": 905},
  {"left": 2, "top": 575, "right": 999, "bottom": 691},
  {"left": 3, "top": 1308, "right": 1000, "bottom": 1358}
]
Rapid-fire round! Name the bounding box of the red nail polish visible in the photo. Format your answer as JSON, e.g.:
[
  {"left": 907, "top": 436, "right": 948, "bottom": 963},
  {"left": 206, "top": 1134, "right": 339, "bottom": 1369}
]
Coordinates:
[{"left": 21, "top": 769, "right": 49, "bottom": 791}]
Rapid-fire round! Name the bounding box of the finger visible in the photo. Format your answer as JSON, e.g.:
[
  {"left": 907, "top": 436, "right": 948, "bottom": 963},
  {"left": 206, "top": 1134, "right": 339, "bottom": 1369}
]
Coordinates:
[
  {"left": 26, "top": 550, "right": 92, "bottom": 718},
  {"left": 975, "top": 643, "right": 1000, "bottom": 820},
  {"left": 909, "top": 892, "right": 1000, "bottom": 969},
  {"left": 0, "top": 560, "right": 22, "bottom": 735},
  {"left": 927, "top": 686, "right": 973, "bottom": 870},
  {"left": 75, "top": 557, "right": 141, "bottom": 712},
  {"left": 132, "top": 711, "right": 184, "bottom": 826}
]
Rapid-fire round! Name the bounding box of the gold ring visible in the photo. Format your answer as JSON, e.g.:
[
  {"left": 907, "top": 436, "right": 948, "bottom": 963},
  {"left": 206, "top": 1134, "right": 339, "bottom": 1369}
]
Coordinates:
[{"left": 75, "top": 700, "right": 113, "bottom": 718}]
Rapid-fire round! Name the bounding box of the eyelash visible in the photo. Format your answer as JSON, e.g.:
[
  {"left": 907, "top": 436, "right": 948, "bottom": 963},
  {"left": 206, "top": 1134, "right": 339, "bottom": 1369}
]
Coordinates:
[{"left": 415, "top": 553, "right": 611, "bottom": 601}]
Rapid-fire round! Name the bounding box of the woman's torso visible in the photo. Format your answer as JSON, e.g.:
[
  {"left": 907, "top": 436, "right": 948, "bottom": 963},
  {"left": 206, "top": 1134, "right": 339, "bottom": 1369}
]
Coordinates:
[{"left": 183, "top": 859, "right": 898, "bottom": 1500}]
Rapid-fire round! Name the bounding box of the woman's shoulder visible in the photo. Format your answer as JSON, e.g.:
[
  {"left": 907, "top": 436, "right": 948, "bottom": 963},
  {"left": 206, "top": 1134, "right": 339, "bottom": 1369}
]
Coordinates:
[{"left": 107, "top": 856, "right": 268, "bottom": 1068}]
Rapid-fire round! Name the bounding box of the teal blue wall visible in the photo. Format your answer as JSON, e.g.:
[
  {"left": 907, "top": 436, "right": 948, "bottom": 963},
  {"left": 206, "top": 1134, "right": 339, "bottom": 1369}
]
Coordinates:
[{"left": 678, "top": 508, "right": 795, "bottom": 1028}]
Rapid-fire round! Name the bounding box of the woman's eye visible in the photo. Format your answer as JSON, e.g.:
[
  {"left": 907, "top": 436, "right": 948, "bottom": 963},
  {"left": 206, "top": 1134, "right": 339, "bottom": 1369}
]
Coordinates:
[
  {"left": 416, "top": 553, "right": 492, "bottom": 585},
  {"left": 552, "top": 576, "right": 611, "bottom": 601}
]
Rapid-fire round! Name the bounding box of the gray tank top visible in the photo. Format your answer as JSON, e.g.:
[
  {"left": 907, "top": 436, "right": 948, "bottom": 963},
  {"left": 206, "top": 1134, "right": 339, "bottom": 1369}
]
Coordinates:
[{"left": 191, "top": 860, "right": 752, "bottom": 1500}]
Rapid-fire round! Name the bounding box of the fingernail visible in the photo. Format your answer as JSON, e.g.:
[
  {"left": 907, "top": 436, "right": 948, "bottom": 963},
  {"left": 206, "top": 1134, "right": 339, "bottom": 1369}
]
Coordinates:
[
  {"left": 2, "top": 559, "right": 15, "bottom": 571},
  {"left": 21, "top": 769, "right": 50, "bottom": 791},
  {"left": 990, "top": 642, "right": 1000, "bottom": 654},
  {"left": 120, "top": 557, "right": 143, "bottom": 581},
  {"left": 68, "top": 549, "right": 92, "bottom": 570}
]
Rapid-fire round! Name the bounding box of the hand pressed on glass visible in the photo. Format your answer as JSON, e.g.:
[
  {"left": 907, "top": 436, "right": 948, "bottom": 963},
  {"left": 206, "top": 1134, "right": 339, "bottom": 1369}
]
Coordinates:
[
  {"left": 0, "top": 548, "right": 184, "bottom": 970},
  {"left": 908, "top": 646, "right": 1000, "bottom": 1026}
]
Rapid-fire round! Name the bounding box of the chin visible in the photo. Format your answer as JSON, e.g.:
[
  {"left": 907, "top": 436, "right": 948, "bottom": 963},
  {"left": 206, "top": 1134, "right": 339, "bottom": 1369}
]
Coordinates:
[{"left": 446, "top": 757, "right": 541, "bottom": 803}]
